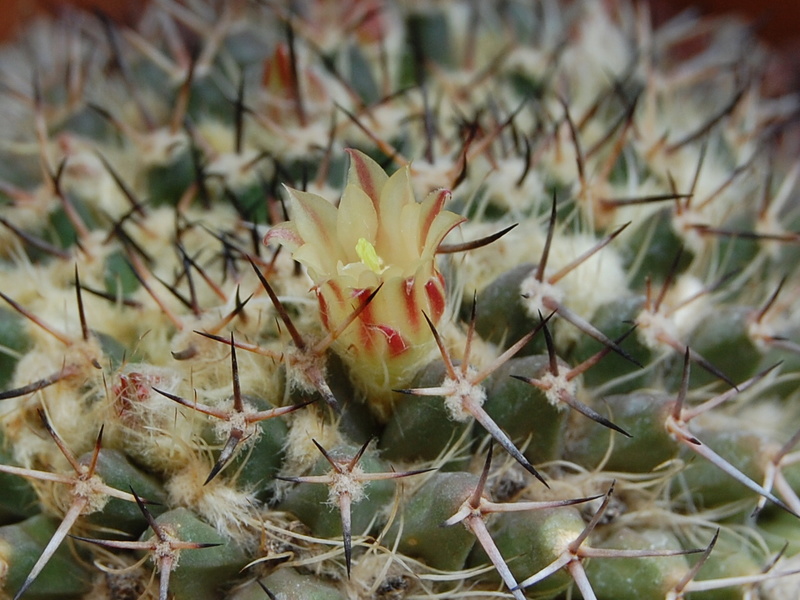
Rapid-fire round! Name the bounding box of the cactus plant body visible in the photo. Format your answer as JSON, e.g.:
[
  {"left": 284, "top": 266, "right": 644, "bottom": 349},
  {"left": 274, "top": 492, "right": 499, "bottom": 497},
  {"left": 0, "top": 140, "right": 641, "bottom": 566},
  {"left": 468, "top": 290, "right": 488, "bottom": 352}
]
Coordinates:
[{"left": 1, "top": 1, "right": 800, "bottom": 599}]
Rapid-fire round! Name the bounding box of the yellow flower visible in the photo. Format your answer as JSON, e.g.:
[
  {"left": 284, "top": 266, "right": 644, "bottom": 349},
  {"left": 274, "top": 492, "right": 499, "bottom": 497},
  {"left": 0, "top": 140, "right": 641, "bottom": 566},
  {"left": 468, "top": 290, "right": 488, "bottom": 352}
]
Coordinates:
[{"left": 265, "top": 149, "right": 464, "bottom": 416}]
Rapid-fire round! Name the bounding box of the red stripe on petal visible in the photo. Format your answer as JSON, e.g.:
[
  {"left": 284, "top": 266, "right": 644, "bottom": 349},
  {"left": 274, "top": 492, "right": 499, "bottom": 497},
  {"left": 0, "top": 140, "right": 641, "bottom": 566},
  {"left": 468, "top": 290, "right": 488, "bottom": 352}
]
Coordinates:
[
  {"left": 317, "top": 288, "right": 331, "bottom": 332},
  {"left": 319, "top": 281, "right": 345, "bottom": 334},
  {"left": 425, "top": 275, "right": 446, "bottom": 323},
  {"left": 420, "top": 189, "right": 450, "bottom": 248},
  {"left": 375, "top": 325, "right": 409, "bottom": 357},
  {"left": 263, "top": 224, "right": 303, "bottom": 249},
  {"left": 352, "top": 288, "right": 376, "bottom": 351},
  {"left": 347, "top": 150, "right": 380, "bottom": 205},
  {"left": 352, "top": 287, "right": 372, "bottom": 305},
  {"left": 328, "top": 280, "right": 345, "bottom": 302},
  {"left": 403, "top": 277, "right": 420, "bottom": 331}
]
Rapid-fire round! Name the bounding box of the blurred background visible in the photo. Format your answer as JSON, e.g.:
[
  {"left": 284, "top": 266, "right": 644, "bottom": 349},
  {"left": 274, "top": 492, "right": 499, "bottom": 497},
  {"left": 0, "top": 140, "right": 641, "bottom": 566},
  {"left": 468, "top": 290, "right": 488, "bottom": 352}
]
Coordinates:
[
  {"left": 1, "top": 1, "right": 798, "bottom": 42},
  {"left": 0, "top": 0, "right": 797, "bottom": 90}
]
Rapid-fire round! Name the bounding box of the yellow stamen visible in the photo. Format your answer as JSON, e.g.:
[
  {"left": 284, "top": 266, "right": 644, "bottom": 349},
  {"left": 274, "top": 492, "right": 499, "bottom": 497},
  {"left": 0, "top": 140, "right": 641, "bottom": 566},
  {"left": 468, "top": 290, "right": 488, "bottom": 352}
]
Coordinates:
[{"left": 355, "top": 238, "right": 385, "bottom": 274}]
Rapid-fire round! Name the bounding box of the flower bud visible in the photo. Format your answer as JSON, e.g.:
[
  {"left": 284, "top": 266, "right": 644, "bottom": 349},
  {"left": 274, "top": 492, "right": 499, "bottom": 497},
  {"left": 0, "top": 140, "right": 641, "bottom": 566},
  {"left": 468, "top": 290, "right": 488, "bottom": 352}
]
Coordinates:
[{"left": 265, "top": 149, "right": 464, "bottom": 417}]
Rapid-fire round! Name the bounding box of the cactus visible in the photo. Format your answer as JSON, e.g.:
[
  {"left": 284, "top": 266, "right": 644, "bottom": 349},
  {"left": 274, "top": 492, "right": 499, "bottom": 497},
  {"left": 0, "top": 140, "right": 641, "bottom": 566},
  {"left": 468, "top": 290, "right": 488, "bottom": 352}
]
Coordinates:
[{"left": 1, "top": 1, "right": 800, "bottom": 598}]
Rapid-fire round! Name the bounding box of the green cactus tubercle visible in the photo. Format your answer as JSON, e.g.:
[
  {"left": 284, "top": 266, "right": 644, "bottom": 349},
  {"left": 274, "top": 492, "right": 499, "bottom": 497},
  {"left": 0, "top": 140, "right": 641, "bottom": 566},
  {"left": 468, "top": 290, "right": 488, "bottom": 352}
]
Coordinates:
[{"left": 1, "top": 1, "right": 800, "bottom": 599}]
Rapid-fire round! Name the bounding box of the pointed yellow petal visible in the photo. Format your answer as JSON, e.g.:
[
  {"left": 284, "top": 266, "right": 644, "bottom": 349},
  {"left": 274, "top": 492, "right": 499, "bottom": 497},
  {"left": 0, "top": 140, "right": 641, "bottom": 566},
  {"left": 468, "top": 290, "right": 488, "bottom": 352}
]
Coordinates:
[
  {"left": 337, "top": 184, "right": 379, "bottom": 264},
  {"left": 281, "top": 186, "right": 343, "bottom": 277},
  {"left": 284, "top": 187, "right": 339, "bottom": 249},
  {"left": 424, "top": 210, "right": 466, "bottom": 256},
  {"left": 398, "top": 202, "right": 423, "bottom": 266},
  {"left": 346, "top": 149, "right": 388, "bottom": 205},
  {"left": 292, "top": 243, "right": 335, "bottom": 281},
  {"left": 263, "top": 221, "right": 303, "bottom": 251},
  {"left": 419, "top": 189, "right": 451, "bottom": 249},
  {"left": 377, "top": 166, "right": 415, "bottom": 259}
]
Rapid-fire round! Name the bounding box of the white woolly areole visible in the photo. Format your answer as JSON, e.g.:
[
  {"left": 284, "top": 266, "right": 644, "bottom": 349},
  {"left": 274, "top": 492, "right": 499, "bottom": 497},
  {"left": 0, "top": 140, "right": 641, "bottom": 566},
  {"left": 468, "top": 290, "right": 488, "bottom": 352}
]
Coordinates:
[
  {"left": 204, "top": 150, "right": 268, "bottom": 190},
  {"left": 671, "top": 207, "right": 709, "bottom": 255},
  {"left": 282, "top": 410, "right": 343, "bottom": 473},
  {"left": 72, "top": 472, "right": 111, "bottom": 514},
  {"left": 329, "top": 465, "right": 367, "bottom": 505},
  {"left": 538, "top": 370, "right": 578, "bottom": 410},
  {"left": 456, "top": 223, "right": 627, "bottom": 347},
  {"left": 153, "top": 535, "right": 181, "bottom": 571},
  {"left": 520, "top": 275, "right": 564, "bottom": 318},
  {"left": 637, "top": 274, "right": 709, "bottom": 351},
  {"left": 441, "top": 370, "right": 487, "bottom": 422},
  {"left": 747, "top": 317, "right": 776, "bottom": 352},
  {"left": 635, "top": 308, "right": 680, "bottom": 352},
  {"left": 213, "top": 401, "right": 260, "bottom": 447},
  {"left": 166, "top": 463, "right": 257, "bottom": 538},
  {"left": 4, "top": 340, "right": 105, "bottom": 457},
  {"left": 58, "top": 139, "right": 125, "bottom": 216},
  {"left": 665, "top": 140, "right": 759, "bottom": 254},
  {"left": 668, "top": 275, "right": 709, "bottom": 335},
  {"left": 285, "top": 344, "right": 327, "bottom": 394},
  {"left": 109, "top": 365, "right": 202, "bottom": 473},
  {"left": 559, "top": 2, "right": 631, "bottom": 111},
  {"left": 140, "top": 129, "right": 189, "bottom": 167},
  {"left": 537, "top": 234, "right": 628, "bottom": 326},
  {"left": 252, "top": 118, "right": 332, "bottom": 160},
  {"left": 480, "top": 157, "right": 547, "bottom": 215},
  {"left": 761, "top": 553, "right": 800, "bottom": 600}
]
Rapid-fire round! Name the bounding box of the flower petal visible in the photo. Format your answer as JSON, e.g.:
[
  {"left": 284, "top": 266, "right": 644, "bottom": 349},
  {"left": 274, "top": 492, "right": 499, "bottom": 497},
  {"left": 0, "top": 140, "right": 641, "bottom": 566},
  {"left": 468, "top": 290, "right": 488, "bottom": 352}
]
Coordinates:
[
  {"left": 285, "top": 184, "right": 342, "bottom": 247},
  {"left": 398, "top": 202, "right": 423, "bottom": 266},
  {"left": 337, "top": 184, "right": 379, "bottom": 264},
  {"left": 346, "top": 149, "right": 388, "bottom": 205},
  {"left": 377, "top": 165, "right": 414, "bottom": 259},
  {"left": 282, "top": 185, "right": 343, "bottom": 277},
  {"left": 419, "top": 189, "right": 452, "bottom": 250},
  {"left": 424, "top": 211, "right": 466, "bottom": 257},
  {"left": 291, "top": 243, "right": 332, "bottom": 279},
  {"left": 263, "top": 221, "right": 303, "bottom": 251}
]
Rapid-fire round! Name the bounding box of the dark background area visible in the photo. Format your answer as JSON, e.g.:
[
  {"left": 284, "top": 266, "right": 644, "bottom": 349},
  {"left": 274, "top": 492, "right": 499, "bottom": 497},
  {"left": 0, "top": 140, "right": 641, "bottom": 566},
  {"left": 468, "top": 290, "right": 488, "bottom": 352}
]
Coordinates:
[
  {"left": 1, "top": 1, "right": 798, "bottom": 44},
  {"left": 0, "top": 0, "right": 797, "bottom": 91}
]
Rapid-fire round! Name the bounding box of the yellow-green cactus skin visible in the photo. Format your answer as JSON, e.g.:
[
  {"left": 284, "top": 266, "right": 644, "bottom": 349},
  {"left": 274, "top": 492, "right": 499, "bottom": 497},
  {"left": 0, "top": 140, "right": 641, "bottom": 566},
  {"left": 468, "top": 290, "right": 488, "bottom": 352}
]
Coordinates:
[{"left": 1, "top": 1, "right": 800, "bottom": 599}]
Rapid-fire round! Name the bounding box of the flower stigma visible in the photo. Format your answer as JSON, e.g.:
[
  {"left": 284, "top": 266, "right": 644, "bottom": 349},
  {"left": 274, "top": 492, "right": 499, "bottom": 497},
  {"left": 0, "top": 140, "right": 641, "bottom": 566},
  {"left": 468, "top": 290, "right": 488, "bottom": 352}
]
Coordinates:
[{"left": 356, "top": 237, "right": 386, "bottom": 275}]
